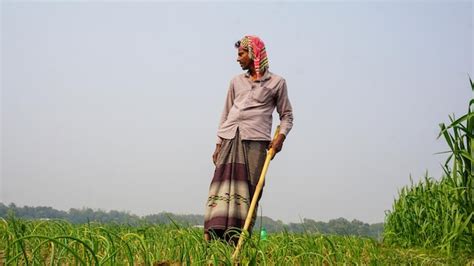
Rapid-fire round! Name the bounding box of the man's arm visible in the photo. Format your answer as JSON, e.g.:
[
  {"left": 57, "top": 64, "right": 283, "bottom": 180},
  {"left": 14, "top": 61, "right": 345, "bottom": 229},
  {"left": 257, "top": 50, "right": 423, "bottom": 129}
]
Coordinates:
[
  {"left": 213, "top": 81, "right": 235, "bottom": 165},
  {"left": 269, "top": 79, "right": 294, "bottom": 158},
  {"left": 212, "top": 143, "right": 222, "bottom": 166}
]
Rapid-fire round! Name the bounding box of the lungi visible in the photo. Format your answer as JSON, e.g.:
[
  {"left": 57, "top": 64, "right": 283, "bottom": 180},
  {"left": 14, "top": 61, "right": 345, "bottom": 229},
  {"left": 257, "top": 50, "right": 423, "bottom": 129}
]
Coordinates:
[{"left": 204, "top": 129, "right": 269, "bottom": 240}]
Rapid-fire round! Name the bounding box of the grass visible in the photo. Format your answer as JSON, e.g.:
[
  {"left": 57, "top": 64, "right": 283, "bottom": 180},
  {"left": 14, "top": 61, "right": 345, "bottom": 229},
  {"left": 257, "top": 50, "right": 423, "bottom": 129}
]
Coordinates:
[
  {"left": 1, "top": 217, "right": 472, "bottom": 265},
  {"left": 384, "top": 78, "right": 474, "bottom": 257}
]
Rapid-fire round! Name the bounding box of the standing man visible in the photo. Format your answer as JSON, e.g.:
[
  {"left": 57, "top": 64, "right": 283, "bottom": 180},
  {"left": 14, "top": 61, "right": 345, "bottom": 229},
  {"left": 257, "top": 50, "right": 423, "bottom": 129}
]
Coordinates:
[{"left": 204, "top": 35, "right": 294, "bottom": 243}]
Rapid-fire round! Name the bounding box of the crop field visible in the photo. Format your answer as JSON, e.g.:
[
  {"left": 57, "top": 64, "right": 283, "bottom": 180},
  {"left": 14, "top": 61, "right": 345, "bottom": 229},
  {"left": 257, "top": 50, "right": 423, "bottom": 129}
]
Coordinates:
[{"left": 1, "top": 217, "right": 472, "bottom": 265}]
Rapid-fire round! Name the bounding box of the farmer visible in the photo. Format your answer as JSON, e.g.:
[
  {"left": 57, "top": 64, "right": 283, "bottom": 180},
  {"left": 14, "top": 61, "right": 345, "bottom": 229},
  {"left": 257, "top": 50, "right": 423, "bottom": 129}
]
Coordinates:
[{"left": 203, "top": 35, "right": 294, "bottom": 243}]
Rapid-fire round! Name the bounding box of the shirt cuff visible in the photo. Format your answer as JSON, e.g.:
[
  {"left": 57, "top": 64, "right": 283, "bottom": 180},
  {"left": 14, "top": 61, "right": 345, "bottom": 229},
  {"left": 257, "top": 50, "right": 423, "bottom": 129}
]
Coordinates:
[
  {"left": 279, "top": 127, "right": 290, "bottom": 137},
  {"left": 216, "top": 136, "right": 223, "bottom": 145}
]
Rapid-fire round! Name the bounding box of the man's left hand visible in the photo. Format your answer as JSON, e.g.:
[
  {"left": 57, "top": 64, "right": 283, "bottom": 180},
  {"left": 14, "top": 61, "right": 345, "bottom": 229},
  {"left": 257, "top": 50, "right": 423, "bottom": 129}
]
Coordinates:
[{"left": 268, "top": 134, "right": 286, "bottom": 159}]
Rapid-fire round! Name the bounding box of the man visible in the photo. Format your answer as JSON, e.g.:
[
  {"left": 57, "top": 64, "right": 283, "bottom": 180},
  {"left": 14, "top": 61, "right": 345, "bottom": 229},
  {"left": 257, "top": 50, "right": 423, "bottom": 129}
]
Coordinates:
[{"left": 204, "top": 35, "right": 294, "bottom": 243}]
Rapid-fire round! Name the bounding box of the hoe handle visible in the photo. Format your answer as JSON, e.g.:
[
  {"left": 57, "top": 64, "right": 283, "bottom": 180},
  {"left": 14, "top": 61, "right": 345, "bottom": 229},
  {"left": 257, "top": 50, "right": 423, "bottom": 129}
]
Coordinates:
[{"left": 232, "top": 125, "right": 281, "bottom": 261}]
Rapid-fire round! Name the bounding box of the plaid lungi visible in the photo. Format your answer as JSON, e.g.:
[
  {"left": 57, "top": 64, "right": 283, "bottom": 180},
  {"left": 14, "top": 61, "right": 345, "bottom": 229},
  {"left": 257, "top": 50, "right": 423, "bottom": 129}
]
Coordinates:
[{"left": 204, "top": 129, "right": 269, "bottom": 238}]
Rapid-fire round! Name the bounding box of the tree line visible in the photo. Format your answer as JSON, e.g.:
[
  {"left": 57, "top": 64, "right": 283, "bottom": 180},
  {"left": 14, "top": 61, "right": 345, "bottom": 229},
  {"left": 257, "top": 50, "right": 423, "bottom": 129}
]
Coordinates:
[{"left": 0, "top": 203, "right": 383, "bottom": 239}]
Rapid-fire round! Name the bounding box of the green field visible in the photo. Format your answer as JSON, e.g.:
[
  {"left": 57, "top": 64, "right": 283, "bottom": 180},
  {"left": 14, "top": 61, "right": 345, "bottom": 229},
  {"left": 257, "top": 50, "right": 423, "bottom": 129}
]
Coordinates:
[{"left": 1, "top": 218, "right": 473, "bottom": 265}]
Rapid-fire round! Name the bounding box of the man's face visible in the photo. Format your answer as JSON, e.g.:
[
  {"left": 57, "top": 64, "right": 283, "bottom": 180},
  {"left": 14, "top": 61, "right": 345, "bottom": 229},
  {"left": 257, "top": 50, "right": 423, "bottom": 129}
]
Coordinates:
[{"left": 237, "top": 47, "right": 253, "bottom": 70}]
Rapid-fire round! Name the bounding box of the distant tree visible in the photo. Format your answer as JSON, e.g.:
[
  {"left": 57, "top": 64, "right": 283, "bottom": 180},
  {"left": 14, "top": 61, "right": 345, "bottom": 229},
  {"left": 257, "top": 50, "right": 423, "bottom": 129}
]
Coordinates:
[
  {"left": 327, "top": 217, "right": 352, "bottom": 235},
  {"left": 0, "top": 203, "right": 8, "bottom": 217},
  {"left": 0, "top": 203, "right": 384, "bottom": 238}
]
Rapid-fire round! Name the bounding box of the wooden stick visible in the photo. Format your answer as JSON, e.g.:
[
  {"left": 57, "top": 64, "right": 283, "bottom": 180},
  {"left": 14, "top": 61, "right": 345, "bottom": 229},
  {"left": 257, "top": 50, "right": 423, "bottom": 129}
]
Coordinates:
[{"left": 232, "top": 125, "right": 281, "bottom": 262}]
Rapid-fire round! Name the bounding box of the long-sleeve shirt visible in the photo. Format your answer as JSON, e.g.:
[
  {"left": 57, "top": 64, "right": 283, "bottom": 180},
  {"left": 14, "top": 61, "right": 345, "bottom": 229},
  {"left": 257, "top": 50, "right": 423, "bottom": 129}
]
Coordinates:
[{"left": 216, "top": 71, "right": 294, "bottom": 144}]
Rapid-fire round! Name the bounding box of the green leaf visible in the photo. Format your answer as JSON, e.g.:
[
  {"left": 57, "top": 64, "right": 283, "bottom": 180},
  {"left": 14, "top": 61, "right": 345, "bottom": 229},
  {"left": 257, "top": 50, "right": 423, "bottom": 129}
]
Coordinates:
[
  {"left": 439, "top": 113, "right": 474, "bottom": 137},
  {"left": 433, "top": 150, "right": 452, "bottom": 155},
  {"left": 459, "top": 150, "right": 474, "bottom": 162},
  {"left": 469, "top": 75, "right": 473, "bottom": 92},
  {"left": 438, "top": 124, "right": 455, "bottom": 152}
]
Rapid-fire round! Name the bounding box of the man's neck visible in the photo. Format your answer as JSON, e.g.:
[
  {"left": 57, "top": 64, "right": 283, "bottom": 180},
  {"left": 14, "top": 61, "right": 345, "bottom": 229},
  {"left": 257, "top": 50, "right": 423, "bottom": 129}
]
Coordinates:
[
  {"left": 247, "top": 65, "right": 257, "bottom": 80},
  {"left": 248, "top": 67, "right": 264, "bottom": 81}
]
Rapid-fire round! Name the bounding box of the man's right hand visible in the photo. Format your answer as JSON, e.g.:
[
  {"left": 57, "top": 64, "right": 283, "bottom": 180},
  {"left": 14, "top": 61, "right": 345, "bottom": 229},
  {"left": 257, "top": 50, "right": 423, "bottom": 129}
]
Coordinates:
[{"left": 212, "top": 144, "right": 222, "bottom": 166}]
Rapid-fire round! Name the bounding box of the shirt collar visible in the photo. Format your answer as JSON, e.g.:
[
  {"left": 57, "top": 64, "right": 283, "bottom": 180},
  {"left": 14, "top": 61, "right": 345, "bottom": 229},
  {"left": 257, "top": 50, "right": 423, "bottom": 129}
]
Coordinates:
[{"left": 244, "top": 70, "right": 272, "bottom": 82}]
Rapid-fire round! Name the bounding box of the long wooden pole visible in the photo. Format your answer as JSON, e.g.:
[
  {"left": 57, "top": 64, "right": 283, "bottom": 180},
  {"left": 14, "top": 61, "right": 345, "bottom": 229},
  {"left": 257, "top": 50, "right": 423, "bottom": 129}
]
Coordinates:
[{"left": 232, "top": 125, "right": 280, "bottom": 261}]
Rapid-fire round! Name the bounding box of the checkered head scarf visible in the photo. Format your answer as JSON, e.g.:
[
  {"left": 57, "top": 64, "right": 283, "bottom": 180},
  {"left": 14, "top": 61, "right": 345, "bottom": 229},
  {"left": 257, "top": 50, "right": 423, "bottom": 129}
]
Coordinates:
[{"left": 235, "top": 35, "right": 269, "bottom": 79}]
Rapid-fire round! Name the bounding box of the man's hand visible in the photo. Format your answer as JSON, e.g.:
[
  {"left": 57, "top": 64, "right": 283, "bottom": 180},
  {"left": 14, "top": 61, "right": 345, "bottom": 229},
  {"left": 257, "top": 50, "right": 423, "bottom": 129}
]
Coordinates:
[
  {"left": 268, "top": 134, "right": 286, "bottom": 159},
  {"left": 212, "top": 144, "right": 222, "bottom": 166}
]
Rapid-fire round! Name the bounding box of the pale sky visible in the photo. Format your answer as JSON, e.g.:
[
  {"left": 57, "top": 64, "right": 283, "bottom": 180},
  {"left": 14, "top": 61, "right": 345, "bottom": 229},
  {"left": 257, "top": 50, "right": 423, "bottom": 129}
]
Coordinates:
[{"left": 1, "top": 1, "right": 473, "bottom": 223}]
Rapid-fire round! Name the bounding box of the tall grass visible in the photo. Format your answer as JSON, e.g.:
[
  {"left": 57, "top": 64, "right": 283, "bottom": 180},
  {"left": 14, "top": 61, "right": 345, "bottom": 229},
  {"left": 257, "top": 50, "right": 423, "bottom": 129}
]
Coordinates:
[
  {"left": 1, "top": 216, "right": 471, "bottom": 265},
  {"left": 384, "top": 78, "right": 474, "bottom": 256}
]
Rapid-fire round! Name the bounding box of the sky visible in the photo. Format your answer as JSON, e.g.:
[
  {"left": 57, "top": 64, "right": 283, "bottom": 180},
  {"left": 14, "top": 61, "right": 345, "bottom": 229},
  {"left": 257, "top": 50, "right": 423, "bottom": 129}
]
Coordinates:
[{"left": 1, "top": 1, "right": 473, "bottom": 224}]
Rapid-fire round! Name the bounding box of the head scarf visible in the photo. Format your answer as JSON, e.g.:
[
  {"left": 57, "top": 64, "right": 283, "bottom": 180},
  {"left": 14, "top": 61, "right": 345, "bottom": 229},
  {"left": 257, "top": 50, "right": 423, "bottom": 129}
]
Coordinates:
[{"left": 235, "top": 35, "right": 269, "bottom": 79}]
